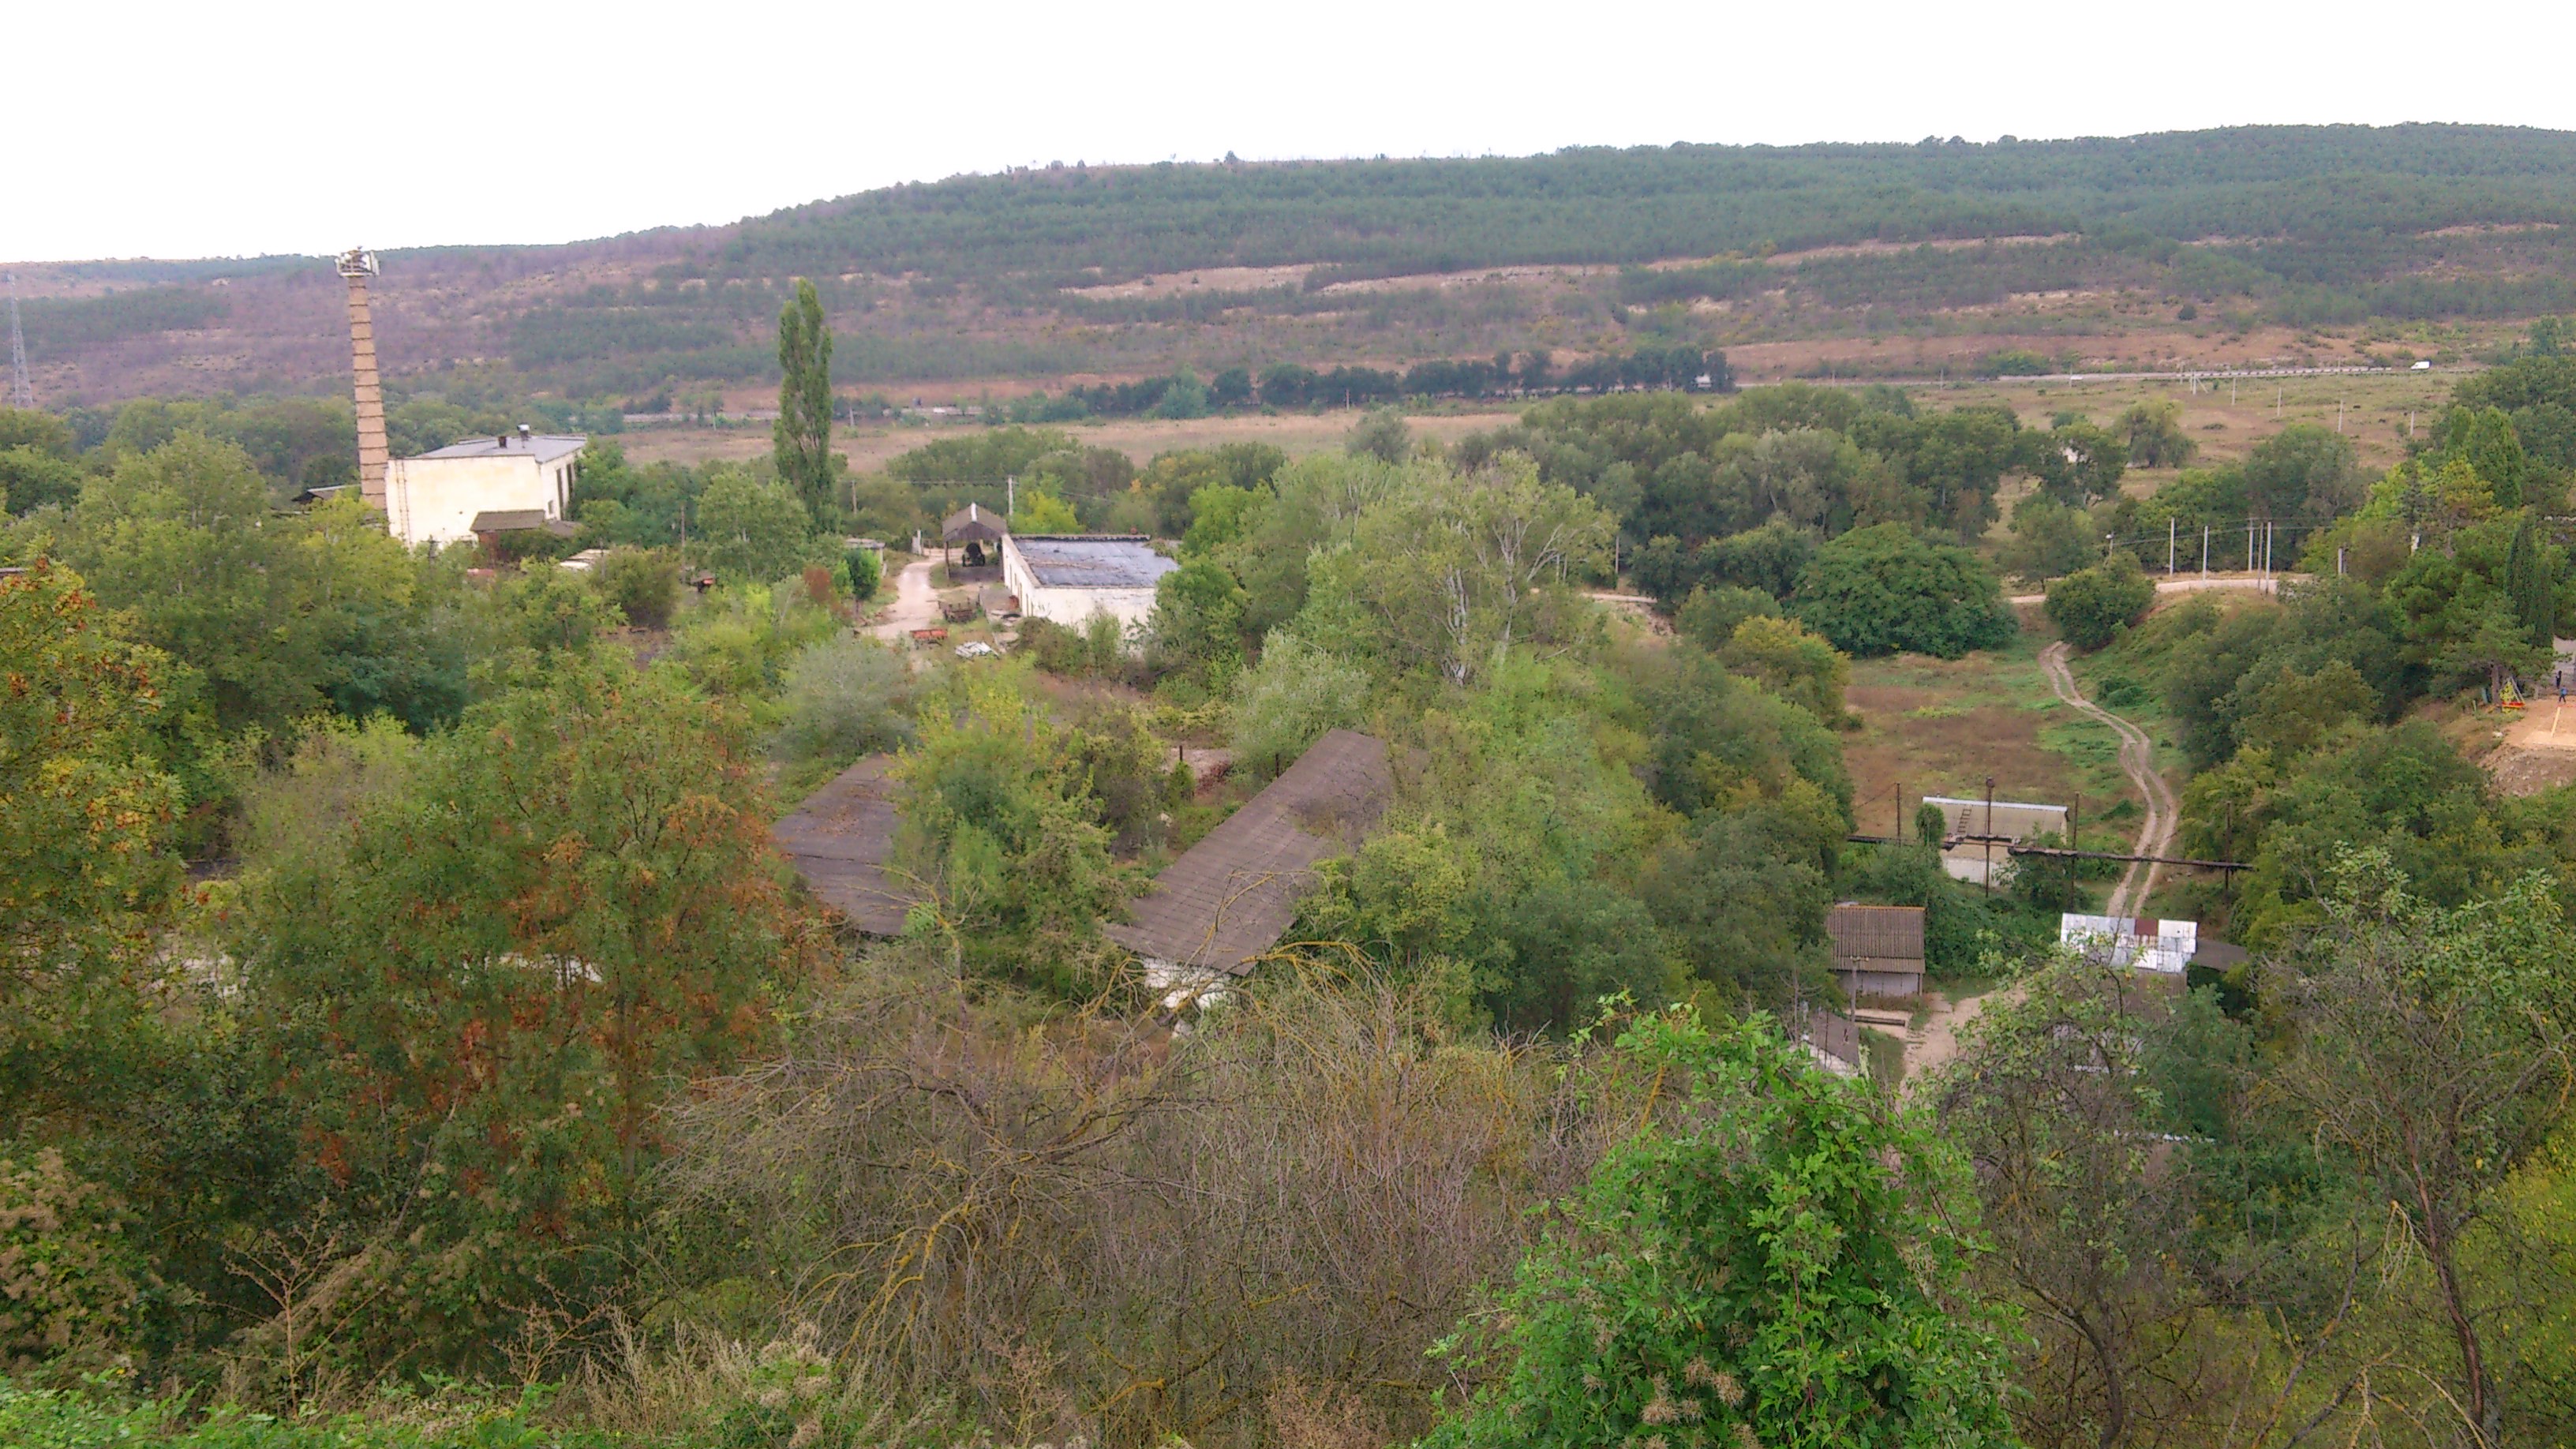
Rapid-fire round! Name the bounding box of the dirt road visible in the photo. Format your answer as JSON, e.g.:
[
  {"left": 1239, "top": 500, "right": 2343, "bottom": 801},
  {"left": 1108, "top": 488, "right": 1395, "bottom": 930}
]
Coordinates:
[
  {"left": 2007, "top": 573, "right": 2303, "bottom": 607},
  {"left": 2038, "top": 641, "right": 2177, "bottom": 919},
  {"left": 867, "top": 558, "right": 941, "bottom": 642}
]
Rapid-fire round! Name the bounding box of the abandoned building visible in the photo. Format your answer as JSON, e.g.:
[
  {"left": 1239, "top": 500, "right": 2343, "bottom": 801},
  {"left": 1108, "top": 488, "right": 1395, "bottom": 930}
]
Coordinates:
[
  {"left": 772, "top": 754, "right": 909, "bottom": 936},
  {"left": 1827, "top": 903, "right": 1926, "bottom": 1001},
  {"left": 1001, "top": 533, "right": 1177, "bottom": 634},
  {"left": 1105, "top": 729, "right": 1392, "bottom": 997},
  {"left": 384, "top": 426, "right": 586, "bottom": 548}
]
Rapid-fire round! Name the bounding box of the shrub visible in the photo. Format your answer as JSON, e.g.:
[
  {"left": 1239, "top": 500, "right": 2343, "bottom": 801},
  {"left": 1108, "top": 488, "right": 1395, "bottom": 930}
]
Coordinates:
[
  {"left": 844, "top": 545, "right": 882, "bottom": 602},
  {"left": 1423, "top": 1008, "right": 2020, "bottom": 1449},
  {"left": 587, "top": 546, "right": 679, "bottom": 629},
  {"left": 1231, "top": 631, "right": 1368, "bottom": 781},
  {"left": 1789, "top": 522, "right": 2015, "bottom": 658},
  {"left": 2046, "top": 553, "right": 2156, "bottom": 650},
  {"left": 1672, "top": 583, "right": 1779, "bottom": 651},
  {"left": 0, "top": 1149, "right": 140, "bottom": 1371},
  {"left": 771, "top": 635, "right": 916, "bottom": 771}
]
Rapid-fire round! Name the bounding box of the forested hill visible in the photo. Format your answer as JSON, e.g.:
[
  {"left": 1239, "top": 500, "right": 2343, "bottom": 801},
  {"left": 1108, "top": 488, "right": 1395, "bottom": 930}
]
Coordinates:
[
  {"left": 721, "top": 125, "right": 2576, "bottom": 283},
  {"left": 17, "top": 123, "right": 2576, "bottom": 405}
]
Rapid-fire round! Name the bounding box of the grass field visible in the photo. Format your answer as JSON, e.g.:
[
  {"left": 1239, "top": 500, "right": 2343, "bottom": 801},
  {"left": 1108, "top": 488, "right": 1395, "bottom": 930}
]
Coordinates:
[
  {"left": 1841, "top": 616, "right": 2140, "bottom": 849},
  {"left": 616, "top": 407, "right": 1523, "bottom": 470}
]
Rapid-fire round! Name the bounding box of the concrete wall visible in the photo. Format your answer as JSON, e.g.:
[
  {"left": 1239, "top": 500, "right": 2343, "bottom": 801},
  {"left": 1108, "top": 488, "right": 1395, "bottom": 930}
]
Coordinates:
[{"left": 386, "top": 449, "right": 582, "bottom": 547}]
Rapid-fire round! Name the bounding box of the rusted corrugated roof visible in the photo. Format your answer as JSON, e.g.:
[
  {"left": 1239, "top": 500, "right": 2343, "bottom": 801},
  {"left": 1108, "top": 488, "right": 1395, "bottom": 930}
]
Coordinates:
[
  {"left": 1828, "top": 904, "right": 1925, "bottom": 966},
  {"left": 1104, "top": 730, "right": 1391, "bottom": 974},
  {"left": 773, "top": 754, "right": 911, "bottom": 935}
]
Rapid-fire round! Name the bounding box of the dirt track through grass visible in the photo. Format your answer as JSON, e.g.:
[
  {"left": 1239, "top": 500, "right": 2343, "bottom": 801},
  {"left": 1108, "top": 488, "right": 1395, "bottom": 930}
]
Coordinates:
[{"left": 2038, "top": 641, "right": 2177, "bottom": 918}]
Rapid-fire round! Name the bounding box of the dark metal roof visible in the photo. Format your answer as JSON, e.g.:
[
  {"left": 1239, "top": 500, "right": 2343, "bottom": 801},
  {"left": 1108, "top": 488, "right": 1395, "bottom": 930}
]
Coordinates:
[
  {"left": 773, "top": 754, "right": 911, "bottom": 935},
  {"left": 417, "top": 433, "right": 587, "bottom": 463},
  {"left": 1105, "top": 730, "right": 1391, "bottom": 973},
  {"left": 1828, "top": 904, "right": 1925, "bottom": 967},
  {"left": 942, "top": 503, "right": 1008, "bottom": 543},
  {"left": 468, "top": 509, "right": 577, "bottom": 537},
  {"left": 1009, "top": 535, "right": 1177, "bottom": 590}
]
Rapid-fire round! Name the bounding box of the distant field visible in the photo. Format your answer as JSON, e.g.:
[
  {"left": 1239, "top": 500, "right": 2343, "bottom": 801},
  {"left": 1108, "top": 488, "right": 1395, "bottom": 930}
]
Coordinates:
[
  {"left": 610, "top": 367, "right": 2461, "bottom": 477},
  {"left": 617, "top": 408, "right": 1523, "bottom": 470}
]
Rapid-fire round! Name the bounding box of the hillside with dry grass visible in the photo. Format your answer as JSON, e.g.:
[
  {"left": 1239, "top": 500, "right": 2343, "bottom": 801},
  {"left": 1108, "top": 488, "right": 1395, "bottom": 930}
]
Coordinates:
[{"left": 14, "top": 123, "right": 2576, "bottom": 410}]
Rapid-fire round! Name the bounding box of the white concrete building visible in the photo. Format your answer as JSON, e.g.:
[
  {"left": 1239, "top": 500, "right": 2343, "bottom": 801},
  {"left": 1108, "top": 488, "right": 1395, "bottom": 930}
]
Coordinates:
[
  {"left": 999, "top": 534, "right": 1177, "bottom": 635},
  {"left": 384, "top": 429, "right": 586, "bottom": 547}
]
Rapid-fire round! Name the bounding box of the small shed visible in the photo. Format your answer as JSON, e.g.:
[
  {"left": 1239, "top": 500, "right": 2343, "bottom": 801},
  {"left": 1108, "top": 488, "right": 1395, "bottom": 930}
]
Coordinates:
[
  {"left": 1828, "top": 903, "right": 1926, "bottom": 1000},
  {"left": 470, "top": 508, "right": 578, "bottom": 552},
  {"left": 773, "top": 754, "right": 910, "bottom": 935},
  {"left": 1105, "top": 730, "right": 1391, "bottom": 989}
]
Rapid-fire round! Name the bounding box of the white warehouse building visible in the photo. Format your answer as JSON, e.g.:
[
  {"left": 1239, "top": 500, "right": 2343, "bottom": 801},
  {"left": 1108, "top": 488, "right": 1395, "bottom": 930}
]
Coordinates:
[
  {"left": 1000, "top": 534, "right": 1177, "bottom": 635},
  {"left": 384, "top": 429, "right": 586, "bottom": 548}
]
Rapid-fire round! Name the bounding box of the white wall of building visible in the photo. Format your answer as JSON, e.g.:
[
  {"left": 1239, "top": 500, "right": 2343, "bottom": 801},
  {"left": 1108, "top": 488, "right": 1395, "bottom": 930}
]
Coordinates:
[
  {"left": 1002, "top": 537, "right": 1162, "bottom": 635},
  {"left": 385, "top": 447, "right": 583, "bottom": 547}
]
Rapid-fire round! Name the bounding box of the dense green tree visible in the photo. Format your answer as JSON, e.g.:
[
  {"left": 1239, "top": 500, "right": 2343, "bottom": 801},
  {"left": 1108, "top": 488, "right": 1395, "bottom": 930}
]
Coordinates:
[
  {"left": 2241, "top": 423, "right": 2358, "bottom": 522},
  {"left": 2046, "top": 552, "right": 2155, "bottom": 650},
  {"left": 2032, "top": 420, "right": 2129, "bottom": 504},
  {"left": 61, "top": 435, "right": 457, "bottom": 738},
  {"left": 2271, "top": 860, "right": 2573, "bottom": 1444},
  {"left": 1300, "top": 455, "right": 1612, "bottom": 685},
  {"left": 774, "top": 278, "right": 836, "bottom": 527},
  {"left": 1147, "top": 557, "right": 1246, "bottom": 683},
  {"left": 588, "top": 547, "right": 680, "bottom": 629},
  {"left": 1228, "top": 630, "right": 1368, "bottom": 781},
  {"left": 1717, "top": 614, "right": 1849, "bottom": 722},
  {"left": 1789, "top": 522, "right": 2014, "bottom": 658},
  {"left": 2117, "top": 397, "right": 2196, "bottom": 469},
  {"left": 1425, "top": 1009, "right": 2020, "bottom": 1449},
  {"left": 1698, "top": 519, "right": 1817, "bottom": 600},
  {"left": 0, "top": 446, "right": 87, "bottom": 515},
  {"left": 694, "top": 468, "right": 819, "bottom": 583},
  {"left": 230, "top": 659, "right": 807, "bottom": 1372},
  {"left": 1672, "top": 582, "right": 1780, "bottom": 651}
]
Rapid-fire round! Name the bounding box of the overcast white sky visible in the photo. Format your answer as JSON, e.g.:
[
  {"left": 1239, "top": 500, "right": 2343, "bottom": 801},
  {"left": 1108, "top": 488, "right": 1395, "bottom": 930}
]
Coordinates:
[{"left": 14, "top": 0, "right": 2576, "bottom": 263}]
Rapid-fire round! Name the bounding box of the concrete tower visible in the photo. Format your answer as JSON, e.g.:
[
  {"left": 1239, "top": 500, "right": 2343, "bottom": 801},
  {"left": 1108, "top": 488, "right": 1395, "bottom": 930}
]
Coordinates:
[{"left": 337, "top": 248, "right": 390, "bottom": 511}]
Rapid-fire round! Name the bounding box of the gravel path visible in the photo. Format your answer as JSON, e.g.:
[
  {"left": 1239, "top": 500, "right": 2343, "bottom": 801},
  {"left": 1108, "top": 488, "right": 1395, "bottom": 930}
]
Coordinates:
[
  {"left": 2038, "top": 640, "right": 2177, "bottom": 919},
  {"left": 866, "top": 558, "right": 941, "bottom": 642}
]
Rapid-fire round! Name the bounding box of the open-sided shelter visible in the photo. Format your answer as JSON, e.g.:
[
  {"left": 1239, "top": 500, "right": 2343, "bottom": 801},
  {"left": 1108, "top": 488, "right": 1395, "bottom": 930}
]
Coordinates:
[{"left": 942, "top": 503, "right": 1007, "bottom": 567}]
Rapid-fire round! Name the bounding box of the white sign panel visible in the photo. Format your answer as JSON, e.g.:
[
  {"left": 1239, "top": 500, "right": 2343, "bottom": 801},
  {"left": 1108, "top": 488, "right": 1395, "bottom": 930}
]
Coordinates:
[{"left": 2059, "top": 913, "right": 2197, "bottom": 974}]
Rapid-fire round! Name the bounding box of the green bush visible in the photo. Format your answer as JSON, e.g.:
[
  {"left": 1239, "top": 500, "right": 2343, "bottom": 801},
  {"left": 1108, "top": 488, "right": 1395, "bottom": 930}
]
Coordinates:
[
  {"left": 1788, "top": 522, "right": 2015, "bottom": 658},
  {"left": 587, "top": 547, "right": 679, "bottom": 629},
  {"left": 1424, "top": 1008, "right": 2020, "bottom": 1449},
  {"left": 0, "top": 1151, "right": 140, "bottom": 1372},
  {"left": 2046, "top": 553, "right": 2156, "bottom": 650},
  {"left": 843, "top": 546, "right": 881, "bottom": 602},
  {"left": 770, "top": 635, "right": 916, "bottom": 774}
]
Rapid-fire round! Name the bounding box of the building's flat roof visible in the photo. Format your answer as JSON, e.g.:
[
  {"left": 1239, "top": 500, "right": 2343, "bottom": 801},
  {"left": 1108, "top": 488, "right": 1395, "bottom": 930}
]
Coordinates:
[
  {"left": 1009, "top": 534, "right": 1177, "bottom": 591},
  {"left": 1105, "top": 730, "right": 1391, "bottom": 973},
  {"left": 414, "top": 434, "right": 586, "bottom": 463}
]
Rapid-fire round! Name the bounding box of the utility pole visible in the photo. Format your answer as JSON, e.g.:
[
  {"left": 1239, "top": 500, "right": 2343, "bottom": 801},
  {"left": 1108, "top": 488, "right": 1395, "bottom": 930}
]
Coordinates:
[
  {"left": 2168, "top": 517, "right": 2177, "bottom": 575},
  {"left": 1007, "top": 474, "right": 1016, "bottom": 519},
  {"left": 5, "top": 273, "right": 30, "bottom": 409},
  {"left": 1982, "top": 776, "right": 1995, "bottom": 899},
  {"left": 2201, "top": 524, "right": 2210, "bottom": 576}
]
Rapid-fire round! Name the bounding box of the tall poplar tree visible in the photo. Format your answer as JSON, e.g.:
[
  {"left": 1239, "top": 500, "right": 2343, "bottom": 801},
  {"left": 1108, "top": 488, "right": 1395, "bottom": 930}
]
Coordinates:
[{"left": 775, "top": 278, "right": 835, "bottom": 528}]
